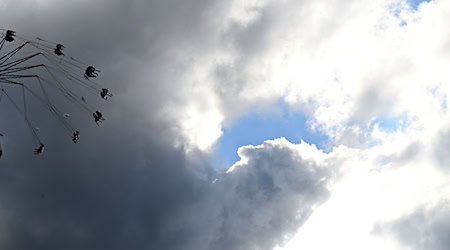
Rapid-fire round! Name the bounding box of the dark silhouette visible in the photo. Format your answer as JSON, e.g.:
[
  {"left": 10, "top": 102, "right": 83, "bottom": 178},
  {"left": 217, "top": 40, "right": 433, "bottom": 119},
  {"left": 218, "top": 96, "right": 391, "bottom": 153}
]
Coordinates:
[
  {"left": 34, "top": 143, "right": 45, "bottom": 155},
  {"left": 72, "top": 131, "right": 80, "bottom": 143},
  {"left": 84, "top": 66, "right": 99, "bottom": 79},
  {"left": 1, "top": 30, "right": 112, "bottom": 154},
  {"left": 93, "top": 111, "right": 105, "bottom": 125},
  {"left": 54, "top": 44, "right": 64, "bottom": 56},
  {"left": 0, "top": 133, "right": 3, "bottom": 158},
  {"left": 4, "top": 30, "right": 15, "bottom": 42},
  {"left": 100, "top": 88, "right": 112, "bottom": 99}
]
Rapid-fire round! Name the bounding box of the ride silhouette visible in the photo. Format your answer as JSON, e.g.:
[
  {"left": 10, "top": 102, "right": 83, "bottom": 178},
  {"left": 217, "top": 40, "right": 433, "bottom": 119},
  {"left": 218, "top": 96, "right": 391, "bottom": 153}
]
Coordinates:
[{"left": 0, "top": 29, "right": 112, "bottom": 157}]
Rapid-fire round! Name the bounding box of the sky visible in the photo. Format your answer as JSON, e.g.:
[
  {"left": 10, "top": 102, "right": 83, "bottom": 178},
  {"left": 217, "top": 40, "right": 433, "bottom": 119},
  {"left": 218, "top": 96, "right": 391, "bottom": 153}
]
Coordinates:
[
  {"left": 215, "top": 100, "right": 330, "bottom": 166},
  {"left": 0, "top": 0, "right": 450, "bottom": 249}
]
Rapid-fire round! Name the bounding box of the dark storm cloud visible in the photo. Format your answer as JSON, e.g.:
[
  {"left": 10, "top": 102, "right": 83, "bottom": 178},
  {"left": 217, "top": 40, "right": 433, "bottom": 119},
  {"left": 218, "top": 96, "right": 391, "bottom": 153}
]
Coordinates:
[
  {"left": 373, "top": 200, "right": 450, "bottom": 250},
  {"left": 0, "top": 127, "right": 334, "bottom": 250},
  {"left": 0, "top": 128, "right": 202, "bottom": 250},
  {"left": 0, "top": 0, "right": 338, "bottom": 250}
]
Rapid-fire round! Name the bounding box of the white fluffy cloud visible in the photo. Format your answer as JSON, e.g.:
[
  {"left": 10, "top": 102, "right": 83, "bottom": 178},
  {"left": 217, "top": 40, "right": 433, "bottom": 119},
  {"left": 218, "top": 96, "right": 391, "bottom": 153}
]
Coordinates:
[
  {"left": 152, "top": 0, "right": 448, "bottom": 153},
  {"left": 173, "top": 138, "right": 352, "bottom": 250},
  {"left": 157, "top": 0, "right": 450, "bottom": 248}
]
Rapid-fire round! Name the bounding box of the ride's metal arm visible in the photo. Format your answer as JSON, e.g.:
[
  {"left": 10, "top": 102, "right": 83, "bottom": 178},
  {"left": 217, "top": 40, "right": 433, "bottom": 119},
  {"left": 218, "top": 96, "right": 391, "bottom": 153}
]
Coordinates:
[
  {"left": 0, "top": 53, "right": 41, "bottom": 72},
  {"left": 0, "top": 42, "right": 29, "bottom": 65},
  {"left": 0, "top": 64, "right": 44, "bottom": 76},
  {"left": 0, "top": 79, "right": 24, "bottom": 86}
]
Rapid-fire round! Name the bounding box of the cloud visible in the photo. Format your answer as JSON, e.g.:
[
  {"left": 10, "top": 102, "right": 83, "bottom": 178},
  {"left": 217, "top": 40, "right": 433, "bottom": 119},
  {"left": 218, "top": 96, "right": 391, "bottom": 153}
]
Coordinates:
[
  {"left": 2, "top": 0, "right": 450, "bottom": 249},
  {"left": 434, "top": 127, "right": 450, "bottom": 171},
  {"left": 4, "top": 0, "right": 442, "bottom": 154},
  {"left": 0, "top": 134, "right": 340, "bottom": 249},
  {"left": 373, "top": 200, "right": 450, "bottom": 250},
  {"left": 209, "top": 138, "right": 334, "bottom": 250}
]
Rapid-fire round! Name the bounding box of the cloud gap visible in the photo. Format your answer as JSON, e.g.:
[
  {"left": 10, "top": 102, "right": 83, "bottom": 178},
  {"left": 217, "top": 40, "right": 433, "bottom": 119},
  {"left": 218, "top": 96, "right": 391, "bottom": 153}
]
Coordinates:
[{"left": 213, "top": 100, "right": 330, "bottom": 166}]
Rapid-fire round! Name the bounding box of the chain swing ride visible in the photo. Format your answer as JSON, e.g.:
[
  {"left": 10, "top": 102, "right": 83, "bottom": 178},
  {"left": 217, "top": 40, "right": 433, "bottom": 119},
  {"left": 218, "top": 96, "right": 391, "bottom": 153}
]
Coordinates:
[{"left": 0, "top": 29, "right": 112, "bottom": 157}]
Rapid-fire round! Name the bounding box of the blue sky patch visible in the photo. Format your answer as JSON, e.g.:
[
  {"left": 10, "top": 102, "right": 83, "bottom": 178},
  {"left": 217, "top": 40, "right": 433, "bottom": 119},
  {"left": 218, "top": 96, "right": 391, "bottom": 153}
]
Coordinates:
[
  {"left": 371, "top": 115, "right": 409, "bottom": 132},
  {"left": 408, "top": 0, "right": 431, "bottom": 10},
  {"left": 212, "top": 101, "right": 330, "bottom": 167}
]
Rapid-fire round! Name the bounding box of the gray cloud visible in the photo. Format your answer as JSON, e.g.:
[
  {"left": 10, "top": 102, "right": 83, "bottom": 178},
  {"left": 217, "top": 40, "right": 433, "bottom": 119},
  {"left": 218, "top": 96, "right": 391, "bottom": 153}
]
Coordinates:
[
  {"left": 0, "top": 0, "right": 338, "bottom": 249},
  {"left": 375, "top": 142, "right": 422, "bottom": 167},
  {"left": 0, "top": 131, "right": 334, "bottom": 250},
  {"left": 373, "top": 200, "right": 450, "bottom": 250},
  {"left": 207, "top": 140, "right": 332, "bottom": 250},
  {"left": 434, "top": 128, "right": 450, "bottom": 171},
  {"left": 353, "top": 86, "right": 393, "bottom": 124}
]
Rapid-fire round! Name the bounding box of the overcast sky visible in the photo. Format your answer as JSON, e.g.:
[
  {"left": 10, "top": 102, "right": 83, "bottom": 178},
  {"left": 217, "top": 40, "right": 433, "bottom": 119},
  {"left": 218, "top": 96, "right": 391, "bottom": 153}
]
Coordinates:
[{"left": 1, "top": 0, "right": 450, "bottom": 249}]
